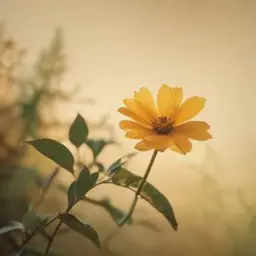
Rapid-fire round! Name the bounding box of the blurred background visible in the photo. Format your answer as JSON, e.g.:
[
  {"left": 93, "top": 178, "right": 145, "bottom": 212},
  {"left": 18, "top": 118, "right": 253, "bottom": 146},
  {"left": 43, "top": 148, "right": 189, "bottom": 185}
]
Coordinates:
[{"left": 0, "top": 0, "right": 255, "bottom": 255}]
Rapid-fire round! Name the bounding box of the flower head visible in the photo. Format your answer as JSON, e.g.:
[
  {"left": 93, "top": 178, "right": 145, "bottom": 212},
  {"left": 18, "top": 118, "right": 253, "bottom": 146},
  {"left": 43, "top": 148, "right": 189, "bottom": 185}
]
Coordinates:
[{"left": 118, "top": 85, "right": 212, "bottom": 154}]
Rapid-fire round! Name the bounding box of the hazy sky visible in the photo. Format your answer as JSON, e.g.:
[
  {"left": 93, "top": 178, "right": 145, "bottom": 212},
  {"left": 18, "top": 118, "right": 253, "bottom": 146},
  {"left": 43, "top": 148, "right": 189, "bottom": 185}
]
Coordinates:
[{"left": 0, "top": 0, "right": 255, "bottom": 179}]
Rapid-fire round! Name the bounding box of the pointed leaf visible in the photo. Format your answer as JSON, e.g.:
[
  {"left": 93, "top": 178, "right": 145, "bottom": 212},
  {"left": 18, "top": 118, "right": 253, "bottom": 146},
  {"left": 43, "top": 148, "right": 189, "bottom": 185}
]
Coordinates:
[
  {"left": 67, "top": 181, "right": 77, "bottom": 207},
  {"left": 107, "top": 153, "right": 137, "bottom": 176},
  {"left": 112, "top": 168, "right": 178, "bottom": 230},
  {"left": 59, "top": 213, "right": 100, "bottom": 249},
  {"left": 22, "top": 209, "right": 49, "bottom": 233},
  {"left": 86, "top": 139, "right": 114, "bottom": 159},
  {"left": 69, "top": 114, "right": 88, "bottom": 147},
  {"left": 101, "top": 198, "right": 132, "bottom": 225},
  {"left": 107, "top": 159, "right": 126, "bottom": 176},
  {"left": 23, "top": 138, "right": 74, "bottom": 173},
  {"left": 68, "top": 166, "right": 99, "bottom": 206}
]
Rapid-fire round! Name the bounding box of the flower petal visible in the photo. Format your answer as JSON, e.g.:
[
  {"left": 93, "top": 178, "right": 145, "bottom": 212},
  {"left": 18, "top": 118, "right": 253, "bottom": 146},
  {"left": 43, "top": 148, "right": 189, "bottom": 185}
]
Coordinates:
[
  {"left": 174, "top": 121, "right": 212, "bottom": 141},
  {"left": 144, "top": 135, "right": 172, "bottom": 151},
  {"left": 135, "top": 140, "right": 153, "bottom": 151},
  {"left": 170, "top": 134, "right": 192, "bottom": 154},
  {"left": 125, "top": 129, "right": 155, "bottom": 139},
  {"left": 134, "top": 87, "right": 157, "bottom": 118},
  {"left": 123, "top": 99, "right": 155, "bottom": 121},
  {"left": 157, "top": 85, "right": 183, "bottom": 117},
  {"left": 169, "top": 144, "right": 185, "bottom": 154},
  {"left": 173, "top": 97, "right": 206, "bottom": 125},
  {"left": 188, "top": 130, "right": 212, "bottom": 141},
  {"left": 175, "top": 121, "right": 210, "bottom": 131},
  {"left": 118, "top": 107, "right": 151, "bottom": 128},
  {"left": 119, "top": 120, "right": 147, "bottom": 131}
]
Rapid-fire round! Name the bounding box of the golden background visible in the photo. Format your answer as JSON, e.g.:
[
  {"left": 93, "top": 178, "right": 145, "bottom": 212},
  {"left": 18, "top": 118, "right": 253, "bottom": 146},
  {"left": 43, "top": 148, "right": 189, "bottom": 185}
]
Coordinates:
[{"left": 0, "top": 1, "right": 255, "bottom": 255}]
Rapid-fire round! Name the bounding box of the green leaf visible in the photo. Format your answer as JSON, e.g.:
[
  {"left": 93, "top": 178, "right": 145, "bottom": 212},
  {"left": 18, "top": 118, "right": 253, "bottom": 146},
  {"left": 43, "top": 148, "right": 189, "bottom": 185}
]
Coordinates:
[
  {"left": 0, "top": 221, "right": 25, "bottom": 234},
  {"left": 68, "top": 167, "right": 99, "bottom": 206},
  {"left": 69, "top": 114, "right": 88, "bottom": 147},
  {"left": 59, "top": 213, "right": 100, "bottom": 249},
  {"left": 67, "top": 181, "right": 77, "bottom": 207},
  {"left": 112, "top": 168, "right": 178, "bottom": 231},
  {"left": 58, "top": 183, "right": 132, "bottom": 226},
  {"left": 107, "top": 158, "right": 126, "bottom": 176},
  {"left": 111, "top": 168, "right": 140, "bottom": 186},
  {"left": 86, "top": 139, "right": 114, "bottom": 159},
  {"left": 107, "top": 153, "right": 137, "bottom": 176},
  {"left": 101, "top": 198, "right": 132, "bottom": 225},
  {"left": 22, "top": 209, "right": 49, "bottom": 233},
  {"left": 23, "top": 138, "right": 74, "bottom": 173}
]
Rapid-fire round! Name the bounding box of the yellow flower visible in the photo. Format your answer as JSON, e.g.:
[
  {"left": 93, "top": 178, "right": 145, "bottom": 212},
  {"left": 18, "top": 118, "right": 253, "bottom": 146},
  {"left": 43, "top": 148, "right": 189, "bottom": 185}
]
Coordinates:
[{"left": 118, "top": 84, "right": 212, "bottom": 154}]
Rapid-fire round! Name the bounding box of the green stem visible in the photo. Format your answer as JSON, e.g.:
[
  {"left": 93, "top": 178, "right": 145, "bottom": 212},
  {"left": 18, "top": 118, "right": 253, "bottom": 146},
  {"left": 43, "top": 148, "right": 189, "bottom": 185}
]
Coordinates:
[
  {"left": 118, "top": 149, "right": 158, "bottom": 227},
  {"left": 44, "top": 220, "right": 62, "bottom": 256},
  {"left": 44, "top": 205, "right": 72, "bottom": 256}
]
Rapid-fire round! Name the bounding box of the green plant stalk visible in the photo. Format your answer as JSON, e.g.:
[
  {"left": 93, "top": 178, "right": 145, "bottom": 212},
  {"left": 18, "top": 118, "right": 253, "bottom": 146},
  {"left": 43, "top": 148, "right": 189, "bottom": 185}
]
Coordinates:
[
  {"left": 17, "top": 177, "right": 110, "bottom": 255},
  {"left": 45, "top": 150, "right": 158, "bottom": 254},
  {"left": 44, "top": 148, "right": 91, "bottom": 256},
  {"left": 44, "top": 220, "right": 63, "bottom": 256},
  {"left": 44, "top": 204, "right": 72, "bottom": 256},
  {"left": 118, "top": 149, "right": 158, "bottom": 227}
]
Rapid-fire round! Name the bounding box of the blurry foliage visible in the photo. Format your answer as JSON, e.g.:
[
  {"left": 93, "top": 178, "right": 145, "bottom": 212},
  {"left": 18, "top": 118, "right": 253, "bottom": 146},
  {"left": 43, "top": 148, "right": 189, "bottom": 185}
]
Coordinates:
[
  {"left": 0, "top": 113, "right": 178, "bottom": 255},
  {"left": 0, "top": 24, "right": 116, "bottom": 255},
  {"left": 17, "top": 114, "right": 177, "bottom": 255},
  {"left": 0, "top": 24, "right": 173, "bottom": 255},
  {"left": 188, "top": 145, "right": 256, "bottom": 256}
]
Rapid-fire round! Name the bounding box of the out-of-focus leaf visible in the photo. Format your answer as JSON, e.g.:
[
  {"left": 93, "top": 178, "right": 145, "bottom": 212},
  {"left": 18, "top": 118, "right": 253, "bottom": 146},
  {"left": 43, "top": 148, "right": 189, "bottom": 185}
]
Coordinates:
[
  {"left": 4, "top": 167, "right": 43, "bottom": 199},
  {"left": 35, "top": 28, "right": 66, "bottom": 78},
  {"left": 58, "top": 183, "right": 132, "bottom": 225},
  {"left": 107, "top": 158, "right": 122, "bottom": 175},
  {"left": 135, "top": 220, "right": 161, "bottom": 232},
  {"left": 101, "top": 198, "right": 132, "bottom": 225},
  {"left": 59, "top": 213, "right": 100, "bottom": 249},
  {"left": 111, "top": 168, "right": 178, "bottom": 231},
  {"left": 22, "top": 209, "right": 49, "bottom": 233},
  {"left": 124, "top": 152, "right": 137, "bottom": 160},
  {"left": 69, "top": 114, "right": 88, "bottom": 148},
  {"left": 249, "top": 216, "right": 256, "bottom": 235},
  {"left": 20, "top": 167, "right": 44, "bottom": 188},
  {"left": 68, "top": 166, "right": 99, "bottom": 206},
  {"left": 21, "top": 90, "right": 44, "bottom": 137},
  {"left": 107, "top": 152, "right": 137, "bottom": 177},
  {"left": 23, "top": 138, "right": 74, "bottom": 173},
  {"left": 0, "top": 221, "right": 24, "bottom": 234},
  {"left": 107, "top": 159, "right": 126, "bottom": 176},
  {"left": 94, "top": 162, "right": 105, "bottom": 173},
  {"left": 86, "top": 139, "right": 114, "bottom": 159}
]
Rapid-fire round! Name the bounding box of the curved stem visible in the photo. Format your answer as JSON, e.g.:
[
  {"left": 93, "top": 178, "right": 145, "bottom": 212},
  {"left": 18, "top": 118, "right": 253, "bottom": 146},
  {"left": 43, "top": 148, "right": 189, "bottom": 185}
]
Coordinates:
[
  {"left": 44, "top": 205, "right": 72, "bottom": 256},
  {"left": 44, "top": 220, "right": 62, "bottom": 256},
  {"left": 103, "top": 150, "right": 158, "bottom": 248},
  {"left": 118, "top": 150, "right": 158, "bottom": 227}
]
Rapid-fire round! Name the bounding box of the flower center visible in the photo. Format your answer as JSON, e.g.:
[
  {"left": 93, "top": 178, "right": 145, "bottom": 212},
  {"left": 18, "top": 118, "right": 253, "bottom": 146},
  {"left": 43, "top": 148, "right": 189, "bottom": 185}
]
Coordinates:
[{"left": 151, "top": 116, "right": 174, "bottom": 135}]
